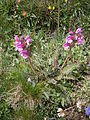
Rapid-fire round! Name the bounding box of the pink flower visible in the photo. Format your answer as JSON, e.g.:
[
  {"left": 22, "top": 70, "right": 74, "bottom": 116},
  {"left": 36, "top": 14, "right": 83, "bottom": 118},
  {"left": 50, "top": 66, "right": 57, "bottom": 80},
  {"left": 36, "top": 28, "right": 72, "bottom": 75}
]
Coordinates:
[
  {"left": 63, "top": 43, "right": 70, "bottom": 50},
  {"left": 14, "top": 34, "right": 32, "bottom": 59},
  {"left": 66, "top": 35, "right": 74, "bottom": 43},
  {"left": 75, "top": 30, "right": 83, "bottom": 45},
  {"left": 75, "top": 32, "right": 83, "bottom": 38},
  {"left": 14, "top": 35, "right": 19, "bottom": 41},
  {"left": 77, "top": 38, "right": 83, "bottom": 45},
  {"left": 20, "top": 50, "right": 29, "bottom": 59},
  {"left": 15, "top": 43, "right": 23, "bottom": 51},
  {"left": 75, "top": 27, "right": 82, "bottom": 34},
  {"left": 21, "top": 35, "right": 24, "bottom": 41},
  {"left": 14, "top": 35, "right": 23, "bottom": 51},
  {"left": 25, "top": 35, "right": 32, "bottom": 47},
  {"left": 69, "top": 30, "right": 74, "bottom": 35},
  {"left": 63, "top": 27, "right": 83, "bottom": 50},
  {"left": 14, "top": 36, "right": 21, "bottom": 46}
]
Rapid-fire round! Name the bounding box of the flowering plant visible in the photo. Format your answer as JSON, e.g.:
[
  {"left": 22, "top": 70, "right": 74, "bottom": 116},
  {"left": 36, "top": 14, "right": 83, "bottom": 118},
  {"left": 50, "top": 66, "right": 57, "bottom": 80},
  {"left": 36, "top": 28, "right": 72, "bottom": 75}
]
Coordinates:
[
  {"left": 61, "top": 28, "right": 83, "bottom": 69},
  {"left": 85, "top": 107, "right": 90, "bottom": 116},
  {"left": 14, "top": 34, "right": 40, "bottom": 75},
  {"left": 57, "top": 108, "right": 65, "bottom": 117},
  {"left": 63, "top": 27, "right": 83, "bottom": 50},
  {"left": 14, "top": 35, "right": 32, "bottom": 59}
]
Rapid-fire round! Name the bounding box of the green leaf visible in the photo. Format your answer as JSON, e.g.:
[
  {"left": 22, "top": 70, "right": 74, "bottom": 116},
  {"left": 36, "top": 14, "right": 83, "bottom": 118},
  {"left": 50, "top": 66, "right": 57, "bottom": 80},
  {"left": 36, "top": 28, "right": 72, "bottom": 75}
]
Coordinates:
[
  {"left": 62, "top": 63, "right": 80, "bottom": 75},
  {"left": 61, "top": 98, "right": 65, "bottom": 107},
  {"left": 43, "top": 91, "right": 49, "bottom": 100}
]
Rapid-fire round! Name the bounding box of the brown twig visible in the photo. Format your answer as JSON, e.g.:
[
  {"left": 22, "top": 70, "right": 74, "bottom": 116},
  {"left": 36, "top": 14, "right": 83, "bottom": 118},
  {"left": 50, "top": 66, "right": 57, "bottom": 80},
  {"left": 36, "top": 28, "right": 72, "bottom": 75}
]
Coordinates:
[{"left": 64, "top": 105, "right": 76, "bottom": 112}]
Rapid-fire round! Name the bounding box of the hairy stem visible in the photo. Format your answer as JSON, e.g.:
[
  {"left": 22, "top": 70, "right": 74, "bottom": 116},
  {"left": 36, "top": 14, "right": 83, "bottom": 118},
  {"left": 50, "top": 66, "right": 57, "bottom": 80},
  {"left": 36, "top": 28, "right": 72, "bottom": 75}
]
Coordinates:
[
  {"left": 61, "top": 47, "right": 72, "bottom": 70},
  {"left": 28, "top": 57, "right": 37, "bottom": 75}
]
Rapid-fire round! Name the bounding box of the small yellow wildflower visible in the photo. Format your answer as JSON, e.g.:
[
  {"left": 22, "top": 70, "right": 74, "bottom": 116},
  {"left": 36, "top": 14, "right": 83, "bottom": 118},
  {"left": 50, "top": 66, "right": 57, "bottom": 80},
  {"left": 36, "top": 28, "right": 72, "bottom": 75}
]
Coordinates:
[
  {"left": 48, "top": 6, "right": 51, "bottom": 10},
  {"left": 52, "top": 6, "right": 55, "bottom": 10},
  {"left": 44, "top": 117, "right": 46, "bottom": 120},
  {"left": 65, "top": 0, "right": 68, "bottom": 3},
  {"left": 22, "top": 10, "right": 27, "bottom": 17}
]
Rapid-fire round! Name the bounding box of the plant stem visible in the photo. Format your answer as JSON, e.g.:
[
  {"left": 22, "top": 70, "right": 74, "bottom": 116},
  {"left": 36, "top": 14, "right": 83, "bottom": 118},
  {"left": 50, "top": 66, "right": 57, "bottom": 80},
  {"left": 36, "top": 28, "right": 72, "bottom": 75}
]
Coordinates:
[
  {"left": 71, "top": 54, "right": 74, "bottom": 63},
  {"left": 58, "top": 0, "right": 60, "bottom": 39},
  {"left": 64, "top": 105, "right": 75, "bottom": 112},
  {"left": 61, "top": 47, "right": 72, "bottom": 70},
  {"left": 28, "top": 57, "right": 37, "bottom": 75},
  {"left": 28, "top": 57, "right": 45, "bottom": 77}
]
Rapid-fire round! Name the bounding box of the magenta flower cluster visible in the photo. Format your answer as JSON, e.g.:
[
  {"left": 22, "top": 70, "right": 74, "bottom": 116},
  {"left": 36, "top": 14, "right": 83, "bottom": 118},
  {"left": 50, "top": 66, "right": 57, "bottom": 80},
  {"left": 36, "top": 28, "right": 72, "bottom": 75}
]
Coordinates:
[
  {"left": 63, "top": 27, "right": 83, "bottom": 50},
  {"left": 14, "top": 35, "right": 32, "bottom": 59}
]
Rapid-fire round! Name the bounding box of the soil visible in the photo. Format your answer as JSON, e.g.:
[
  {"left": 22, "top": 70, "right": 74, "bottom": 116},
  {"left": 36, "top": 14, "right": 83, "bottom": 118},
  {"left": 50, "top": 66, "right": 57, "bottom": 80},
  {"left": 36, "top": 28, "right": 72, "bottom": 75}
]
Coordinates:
[{"left": 65, "top": 109, "right": 89, "bottom": 120}]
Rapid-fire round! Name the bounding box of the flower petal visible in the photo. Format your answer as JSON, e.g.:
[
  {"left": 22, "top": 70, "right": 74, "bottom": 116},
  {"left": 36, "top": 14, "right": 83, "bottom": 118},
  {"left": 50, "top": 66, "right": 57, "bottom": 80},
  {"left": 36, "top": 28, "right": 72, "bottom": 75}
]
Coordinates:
[
  {"left": 14, "top": 35, "right": 19, "bottom": 41},
  {"left": 85, "top": 107, "right": 90, "bottom": 116},
  {"left": 25, "top": 35, "right": 32, "bottom": 47},
  {"left": 21, "top": 35, "right": 24, "bottom": 41},
  {"left": 77, "top": 38, "right": 83, "bottom": 45},
  {"left": 66, "top": 35, "right": 73, "bottom": 43},
  {"left": 20, "top": 50, "right": 29, "bottom": 59},
  {"left": 69, "top": 30, "right": 74, "bottom": 35},
  {"left": 76, "top": 27, "right": 82, "bottom": 34},
  {"left": 63, "top": 43, "right": 70, "bottom": 50}
]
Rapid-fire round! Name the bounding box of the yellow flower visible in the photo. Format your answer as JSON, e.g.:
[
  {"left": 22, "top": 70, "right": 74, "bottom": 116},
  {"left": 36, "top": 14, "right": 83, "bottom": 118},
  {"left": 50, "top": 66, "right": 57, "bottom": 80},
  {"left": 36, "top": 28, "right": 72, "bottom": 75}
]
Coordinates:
[
  {"left": 22, "top": 10, "right": 27, "bottom": 17},
  {"left": 44, "top": 117, "right": 46, "bottom": 120},
  {"left": 52, "top": 6, "right": 55, "bottom": 10},
  {"left": 65, "top": 0, "right": 68, "bottom": 3},
  {"left": 48, "top": 6, "right": 51, "bottom": 10}
]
